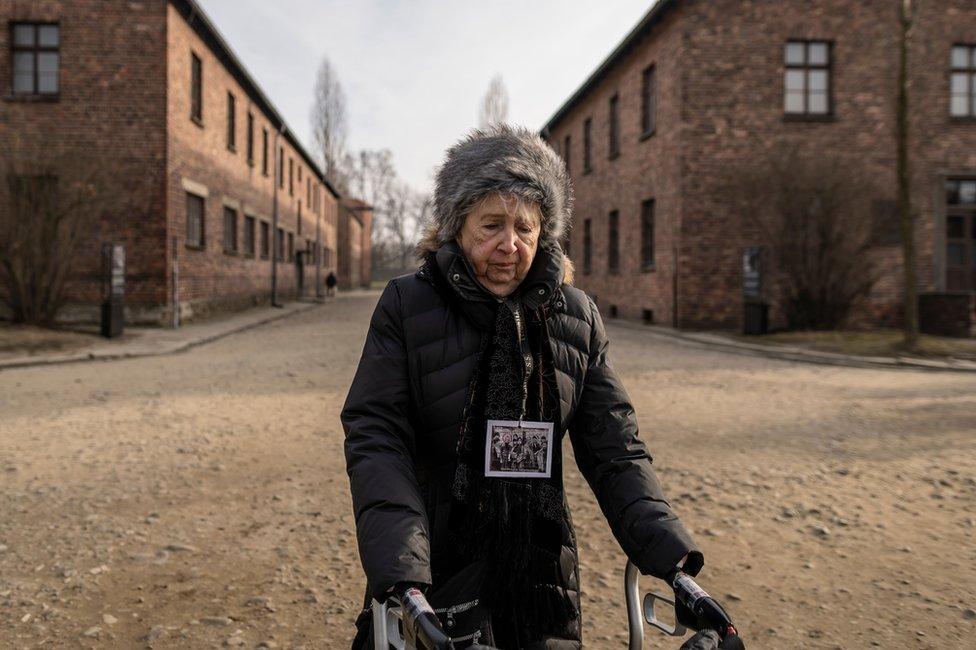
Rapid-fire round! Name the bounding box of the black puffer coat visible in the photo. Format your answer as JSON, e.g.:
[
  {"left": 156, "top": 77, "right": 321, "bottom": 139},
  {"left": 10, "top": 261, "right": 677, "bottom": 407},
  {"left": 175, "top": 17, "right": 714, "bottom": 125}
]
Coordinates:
[{"left": 342, "top": 241, "right": 702, "bottom": 647}]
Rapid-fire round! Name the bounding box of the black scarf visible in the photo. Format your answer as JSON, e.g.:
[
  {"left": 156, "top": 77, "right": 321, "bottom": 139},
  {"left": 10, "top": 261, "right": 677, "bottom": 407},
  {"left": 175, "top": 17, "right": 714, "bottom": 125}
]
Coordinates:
[{"left": 432, "top": 245, "right": 578, "bottom": 643}]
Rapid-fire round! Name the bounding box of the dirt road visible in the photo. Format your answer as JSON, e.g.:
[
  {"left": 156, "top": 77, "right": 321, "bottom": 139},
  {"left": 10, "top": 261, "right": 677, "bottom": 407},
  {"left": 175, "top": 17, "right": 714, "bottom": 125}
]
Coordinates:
[{"left": 1, "top": 291, "right": 974, "bottom": 648}]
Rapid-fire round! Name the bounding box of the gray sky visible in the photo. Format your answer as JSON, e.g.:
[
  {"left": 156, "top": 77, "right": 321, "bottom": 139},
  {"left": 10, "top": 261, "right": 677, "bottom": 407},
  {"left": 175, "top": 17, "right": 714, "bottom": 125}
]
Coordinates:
[{"left": 197, "top": 0, "right": 657, "bottom": 195}]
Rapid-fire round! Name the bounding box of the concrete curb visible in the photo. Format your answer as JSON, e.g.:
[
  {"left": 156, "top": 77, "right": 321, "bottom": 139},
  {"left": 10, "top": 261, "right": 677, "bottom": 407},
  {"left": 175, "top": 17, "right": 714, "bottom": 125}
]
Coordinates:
[
  {"left": 0, "top": 301, "right": 321, "bottom": 372},
  {"left": 609, "top": 320, "right": 976, "bottom": 373}
]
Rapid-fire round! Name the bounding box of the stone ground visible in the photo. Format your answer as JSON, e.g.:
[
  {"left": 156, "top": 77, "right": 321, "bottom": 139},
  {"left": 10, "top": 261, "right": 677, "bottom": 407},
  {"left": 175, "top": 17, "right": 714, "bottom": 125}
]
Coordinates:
[{"left": 0, "top": 291, "right": 974, "bottom": 649}]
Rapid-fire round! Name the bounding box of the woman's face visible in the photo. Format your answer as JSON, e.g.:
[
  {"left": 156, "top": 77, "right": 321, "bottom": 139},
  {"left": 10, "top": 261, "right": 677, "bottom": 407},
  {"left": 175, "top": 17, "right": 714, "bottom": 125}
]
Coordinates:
[{"left": 456, "top": 193, "right": 542, "bottom": 298}]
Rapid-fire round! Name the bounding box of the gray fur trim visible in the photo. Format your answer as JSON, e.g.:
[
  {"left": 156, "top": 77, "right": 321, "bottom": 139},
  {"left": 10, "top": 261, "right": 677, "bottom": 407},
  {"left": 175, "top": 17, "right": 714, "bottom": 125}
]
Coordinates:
[{"left": 429, "top": 123, "right": 573, "bottom": 252}]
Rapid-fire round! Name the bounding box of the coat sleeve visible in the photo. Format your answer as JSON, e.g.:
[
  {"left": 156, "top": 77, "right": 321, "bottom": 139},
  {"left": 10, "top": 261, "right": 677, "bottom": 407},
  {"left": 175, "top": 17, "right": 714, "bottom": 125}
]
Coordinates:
[
  {"left": 568, "top": 296, "right": 703, "bottom": 580},
  {"left": 342, "top": 280, "right": 431, "bottom": 599}
]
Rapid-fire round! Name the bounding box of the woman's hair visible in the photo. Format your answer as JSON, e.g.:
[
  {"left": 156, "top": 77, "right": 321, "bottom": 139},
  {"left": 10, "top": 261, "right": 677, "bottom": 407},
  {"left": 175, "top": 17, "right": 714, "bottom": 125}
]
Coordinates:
[{"left": 415, "top": 123, "right": 573, "bottom": 259}]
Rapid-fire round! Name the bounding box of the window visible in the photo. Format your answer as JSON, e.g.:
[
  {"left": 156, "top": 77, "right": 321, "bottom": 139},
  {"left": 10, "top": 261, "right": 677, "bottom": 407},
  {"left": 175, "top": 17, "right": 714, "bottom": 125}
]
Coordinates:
[
  {"left": 608, "top": 210, "right": 620, "bottom": 273},
  {"left": 583, "top": 218, "right": 592, "bottom": 275},
  {"left": 276, "top": 227, "right": 285, "bottom": 261},
  {"left": 563, "top": 135, "right": 571, "bottom": 175},
  {"left": 186, "top": 192, "right": 205, "bottom": 249},
  {"left": 950, "top": 45, "right": 976, "bottom": 118},
  {"left": 244, "top": 215, "right": 256, "bottom": 257},
  {"left": 190, "top": 52, "right": 203, "bottom": 123},
  {"left": 262, "top": 128, "right": 269, "bottom": 175},
  {"left": 226, "top": 92, "right": 236, "bottom": 151},
  {"left": 246, "top": 112, "right": 255, "bottom": 165},
  {"left": 223, "top": 206, "right": 238, "bottom": 253},
  {"left": 278, "top": 146, "right": 284, "bottom": 188},
  {"left": 641, "top": 65, "right": 656, "bottom": 136},
  {"left": 583, "top": 118, "right": 593, "bottom": 173},
  {"left": 260, "top": 221, "right": 270, "bottom": 259},
  {"left": 289, "top": 158, "right": 294, "bottom": 196},
  {"left": 945, "top": 179, "right": 976, "bottom": 290},
  {"left": 608, "top": 94, "right": 620, "bottom": 158},
  {"left": 11, "top": 23, "right": 59, "bottom": 95},
  {"left": 784, "top": 40, "right": 831, "bottom": 117},
  {"left": 641, "top": 199, "right": 655, "bottom": 270},
  {"left": 297, "top": 202, "right": 302, "bottom": 235},
  {"left": 307, "top": 177, "right": 312, "bottom": 206},
  {"left": 287, "top": 232, "right": 295, "bottom": 262}
]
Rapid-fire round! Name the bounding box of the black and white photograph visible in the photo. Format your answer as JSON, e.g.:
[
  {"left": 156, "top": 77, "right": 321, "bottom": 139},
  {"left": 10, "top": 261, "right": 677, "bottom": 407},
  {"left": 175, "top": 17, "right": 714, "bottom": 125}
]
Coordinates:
[{"left": 484, "top": 420, "right": 554, "bottom": 478}]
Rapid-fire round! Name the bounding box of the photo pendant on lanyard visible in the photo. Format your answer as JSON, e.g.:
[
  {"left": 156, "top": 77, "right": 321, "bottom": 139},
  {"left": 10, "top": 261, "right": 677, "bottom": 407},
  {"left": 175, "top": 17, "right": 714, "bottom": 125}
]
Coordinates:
[{"left": 484, "top": 300, "right": 554, "bottom": 479}]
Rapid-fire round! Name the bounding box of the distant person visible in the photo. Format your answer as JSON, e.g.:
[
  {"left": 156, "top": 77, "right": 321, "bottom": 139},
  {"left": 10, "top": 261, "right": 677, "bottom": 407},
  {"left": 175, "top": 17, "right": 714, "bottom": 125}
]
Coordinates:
[{"left": 326, "top": 270, "right": 337, "bottom": 297}]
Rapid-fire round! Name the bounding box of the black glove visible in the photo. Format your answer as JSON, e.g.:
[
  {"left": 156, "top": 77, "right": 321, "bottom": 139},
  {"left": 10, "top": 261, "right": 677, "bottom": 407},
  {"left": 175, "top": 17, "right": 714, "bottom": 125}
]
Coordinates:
[
  {"left": 679, "top": 630, "right": 746, "bottom": 650},
  {"left": 680, "top": 629, "right": 721, "bottom": 650}
]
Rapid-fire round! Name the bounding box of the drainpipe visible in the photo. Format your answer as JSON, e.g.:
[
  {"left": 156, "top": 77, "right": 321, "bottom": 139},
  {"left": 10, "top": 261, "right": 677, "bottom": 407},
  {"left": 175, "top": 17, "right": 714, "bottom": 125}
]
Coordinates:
[{"left": 271, "top": 123, "right": 285, "bottom": 308}]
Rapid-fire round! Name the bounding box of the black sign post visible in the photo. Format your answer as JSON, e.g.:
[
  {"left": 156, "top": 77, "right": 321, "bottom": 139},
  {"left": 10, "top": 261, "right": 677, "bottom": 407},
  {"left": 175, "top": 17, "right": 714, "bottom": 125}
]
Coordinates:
[
  {"left": 742, "top": 246, "right": 768, "bottom": 335},
  {"left": 101, "top": 243, "right": 125, "bottom": 338}
]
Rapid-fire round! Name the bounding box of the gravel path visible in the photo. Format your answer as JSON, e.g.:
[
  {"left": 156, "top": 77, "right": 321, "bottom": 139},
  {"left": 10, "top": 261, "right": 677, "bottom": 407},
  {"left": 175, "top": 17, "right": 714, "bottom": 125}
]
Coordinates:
[{"left": 1, "top": 291, "right": 974, "bottom": 649}]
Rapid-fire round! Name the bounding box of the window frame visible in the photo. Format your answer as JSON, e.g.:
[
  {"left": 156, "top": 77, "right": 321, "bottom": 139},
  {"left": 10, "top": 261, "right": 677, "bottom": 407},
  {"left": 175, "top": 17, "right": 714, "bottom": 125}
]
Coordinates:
[
  {"left": 190, "top": 51, "right": 203, "bottom": 125},
  {"left": 185, "top": 192, "right": 206, "bottom": 250},
  {"left": 223, "top": 206, "right": 238, "bottom": 254},
  {"left": 950, "top": 44, "right": 976, "bottom": 120},
  {"left": 640, "top": 198, "right": 656, "bottom": 271},
  {"left": 783, "top": 39, "right": 834, "bottom": 121},
  {"left": 583, "top": 117, "right": 593, "bottom": 174},
  {"left": 278, "top": 146, "right": 284, "bottom": 189},
  {"left": 243, "top": 215, "right": 256, "bottom": 257},
  {"left": 246, "top": 112, "right": 255, "bottom": 165},
  {"left": 259, "top": 220, "right": 270, "bottom": 260},
  {"left": 608, "top": 93, "right": 620, "bottom": 159},
  {"left": 641, "top": 64, "right": 656, "bottom": 139},
  {"left": 10, "top": 22, "right": 60, "bottom": 97},
  {"left": 226, "top": 92, "right": 236, "bottom": 152}
]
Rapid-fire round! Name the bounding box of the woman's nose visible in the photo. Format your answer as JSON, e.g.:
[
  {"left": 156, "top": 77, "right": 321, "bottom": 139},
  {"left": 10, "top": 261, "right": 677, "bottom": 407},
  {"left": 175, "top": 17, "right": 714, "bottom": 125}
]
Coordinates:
[{"left": 497, "top": 228, "right": 518, "bottom": 254}]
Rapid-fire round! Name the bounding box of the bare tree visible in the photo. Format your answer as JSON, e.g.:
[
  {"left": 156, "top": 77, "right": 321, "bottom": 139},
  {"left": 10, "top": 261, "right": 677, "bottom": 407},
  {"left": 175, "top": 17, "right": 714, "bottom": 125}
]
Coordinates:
[
  {"left": 383, "top": 184, "right": 428, "bottom": 270},
  {"left": 478, "top": 74, "right": 509, "bottom": 127},
  {"left": 310, "top": 55, "right": 349, "bottom": 193},
  {"left": 897, "top": 0, "right": 919, "bottom": 348},
  {"left": 735, "top": 144, "right": 884, "bottom": 330},
  {"left": 0, "top": 137, "right": 121, "bottom": 325}
]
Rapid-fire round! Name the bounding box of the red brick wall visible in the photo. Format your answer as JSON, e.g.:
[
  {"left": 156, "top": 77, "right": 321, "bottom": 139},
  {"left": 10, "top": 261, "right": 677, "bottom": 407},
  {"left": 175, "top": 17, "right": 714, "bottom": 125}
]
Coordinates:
[
  {"left": 165, "top": 4, "right": 338, "bottom": 320},
  {"left": 337, "top": 200, "right": 368, "bottom": 289},
  {"left": 0, "top": 0, "right": 170, "bottom": 321},
  {"left": 546, "top": 0, "right": 976, "bottom": 331},
  {"left": 546, "top": 3, "right": 687, "bottom": 327}
]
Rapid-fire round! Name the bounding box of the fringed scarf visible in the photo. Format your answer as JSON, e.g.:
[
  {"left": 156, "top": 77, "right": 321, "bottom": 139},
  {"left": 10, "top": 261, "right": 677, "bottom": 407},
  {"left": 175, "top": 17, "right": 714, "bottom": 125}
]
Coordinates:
[{"left": 446, "top": 294, "right": 578, "bottom": 645}]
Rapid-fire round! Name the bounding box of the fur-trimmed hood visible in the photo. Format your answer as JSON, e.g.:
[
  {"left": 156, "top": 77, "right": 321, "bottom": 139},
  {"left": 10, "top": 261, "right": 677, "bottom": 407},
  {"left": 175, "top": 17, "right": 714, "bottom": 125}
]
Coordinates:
[{"left": 416, "top": 123, "right": 574, "bottom": 259}]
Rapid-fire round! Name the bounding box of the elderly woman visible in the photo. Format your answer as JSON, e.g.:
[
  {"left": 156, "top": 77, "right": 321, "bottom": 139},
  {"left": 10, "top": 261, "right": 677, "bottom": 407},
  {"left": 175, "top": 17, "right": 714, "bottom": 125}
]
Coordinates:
[{"left": 342, "top": 125, "right": 703, "bottom": 648}]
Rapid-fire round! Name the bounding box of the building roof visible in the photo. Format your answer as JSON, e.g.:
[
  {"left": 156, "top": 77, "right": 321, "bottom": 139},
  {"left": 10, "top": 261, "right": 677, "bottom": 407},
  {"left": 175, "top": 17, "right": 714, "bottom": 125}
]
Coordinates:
[
  {"left": 172, "top": 0, "right": 341, "bottom": 199},
  {"left": 340, "top": 198, "right": 373, "bottom": 210},
  {"left": 540, "top": 0, "right": 678, "bottom": 136}
]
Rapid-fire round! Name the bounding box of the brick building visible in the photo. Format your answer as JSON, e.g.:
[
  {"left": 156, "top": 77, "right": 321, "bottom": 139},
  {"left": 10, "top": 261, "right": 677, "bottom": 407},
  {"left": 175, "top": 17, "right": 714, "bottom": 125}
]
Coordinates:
[
  {"left": 542, "top": 0, "right": 976, "bottom": 331},
  {"left": 337, "top": 198, "right": 373, "bottom": 290},
  {"left": 0, "top": 0, "right": 358, "bottom": 325}
]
